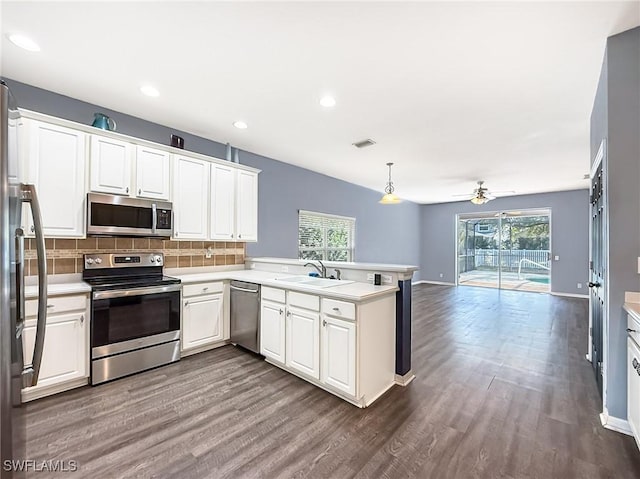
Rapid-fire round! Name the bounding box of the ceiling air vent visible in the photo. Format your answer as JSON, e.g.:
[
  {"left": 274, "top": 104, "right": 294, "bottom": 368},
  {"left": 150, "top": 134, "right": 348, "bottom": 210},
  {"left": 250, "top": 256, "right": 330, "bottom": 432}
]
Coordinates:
[{"left": 352, "top": 139, "right": 376, "bottom": 149}]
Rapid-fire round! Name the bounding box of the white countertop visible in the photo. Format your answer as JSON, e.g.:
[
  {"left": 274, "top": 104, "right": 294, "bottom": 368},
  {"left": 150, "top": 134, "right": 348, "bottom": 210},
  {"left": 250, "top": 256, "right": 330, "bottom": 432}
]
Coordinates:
[
  {"left": 24, "top": 267, "right": 399, "bottom": 302},
  {"left": 624, "top": 302, "right": 640, "bottom": 323},
  {"left": 246, "top": 257, "right": 419, "bottom": 274},
  {"left": 170, "top": 269, "right": 398, "bottom": 302}
]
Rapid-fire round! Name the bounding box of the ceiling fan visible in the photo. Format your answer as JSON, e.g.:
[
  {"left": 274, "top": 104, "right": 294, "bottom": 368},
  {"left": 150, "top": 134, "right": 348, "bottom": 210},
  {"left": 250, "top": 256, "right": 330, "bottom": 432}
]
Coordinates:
[{"left": 453, "top": 181, "right": 514, "bottom": 205}]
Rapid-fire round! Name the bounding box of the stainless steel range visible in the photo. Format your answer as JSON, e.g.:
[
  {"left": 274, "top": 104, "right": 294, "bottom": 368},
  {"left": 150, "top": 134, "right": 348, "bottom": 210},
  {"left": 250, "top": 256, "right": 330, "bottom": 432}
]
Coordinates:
[{"left": 83, "top": 252, "right": 181, "bottom": 385}]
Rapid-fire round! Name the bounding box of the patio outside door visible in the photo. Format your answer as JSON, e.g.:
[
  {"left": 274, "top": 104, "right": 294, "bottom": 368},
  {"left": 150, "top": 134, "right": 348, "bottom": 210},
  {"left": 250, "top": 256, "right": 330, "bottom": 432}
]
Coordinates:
[{"left": 457, "top": 209, "right": 551, "bottom": 292}]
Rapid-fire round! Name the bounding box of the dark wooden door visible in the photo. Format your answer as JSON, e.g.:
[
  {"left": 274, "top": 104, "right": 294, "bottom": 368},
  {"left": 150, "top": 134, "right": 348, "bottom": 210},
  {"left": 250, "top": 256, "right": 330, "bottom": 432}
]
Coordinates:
[{"left": 590, "top": 159, "right": 605, "bottom": 396}]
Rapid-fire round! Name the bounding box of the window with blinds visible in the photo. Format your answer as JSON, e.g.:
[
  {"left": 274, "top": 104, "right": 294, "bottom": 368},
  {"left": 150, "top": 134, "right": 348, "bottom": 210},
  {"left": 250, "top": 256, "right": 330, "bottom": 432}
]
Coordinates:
[{"left": 298, "top": 210, "right": 355, "bottom": 262}]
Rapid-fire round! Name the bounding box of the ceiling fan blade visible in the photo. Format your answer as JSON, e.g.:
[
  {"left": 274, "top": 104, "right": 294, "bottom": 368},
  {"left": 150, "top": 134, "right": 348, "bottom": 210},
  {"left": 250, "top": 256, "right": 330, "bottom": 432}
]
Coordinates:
[
  {"left": 489, "top": 190, "right": 516, "bottom": 195},
  {"left": 452, "top": 193, "right": 475, "bottom": 198}
]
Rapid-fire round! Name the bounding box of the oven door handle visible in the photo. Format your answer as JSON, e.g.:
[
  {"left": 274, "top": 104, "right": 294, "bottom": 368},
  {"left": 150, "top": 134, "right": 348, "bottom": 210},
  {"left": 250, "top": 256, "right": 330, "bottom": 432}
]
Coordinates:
[{"left": 93, "top": 283, "right": 182, "bottom": 300}]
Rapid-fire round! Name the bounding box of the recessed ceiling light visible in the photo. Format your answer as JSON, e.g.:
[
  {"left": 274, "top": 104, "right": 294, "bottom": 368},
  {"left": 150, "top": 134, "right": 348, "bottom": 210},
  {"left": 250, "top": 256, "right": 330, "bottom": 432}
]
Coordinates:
[
  {"left": 8, "top": 34, "right": 40, "bottom": 52},
  {"left": 233, "top": 121, "right": 248, "bottom": 129},
  {"left": 320, "top": 95, "right": 336, "bottom": 108},
  {"left": 140, "top": 85, "right": 159, "bottom": 97}
]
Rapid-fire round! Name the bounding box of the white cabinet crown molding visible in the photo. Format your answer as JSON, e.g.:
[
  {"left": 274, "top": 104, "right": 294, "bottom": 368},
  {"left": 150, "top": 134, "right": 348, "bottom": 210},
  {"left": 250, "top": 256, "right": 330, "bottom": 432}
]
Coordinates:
[{"left": 19, "top": 108, "right": 260, "bottom": 174}]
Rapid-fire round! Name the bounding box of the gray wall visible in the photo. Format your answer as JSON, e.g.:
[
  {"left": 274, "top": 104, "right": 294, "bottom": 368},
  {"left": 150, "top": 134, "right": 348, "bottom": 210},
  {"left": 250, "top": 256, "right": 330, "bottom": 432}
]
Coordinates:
[
  {"left": 590, "top": 27, "right": 640, "bottom": 420},
  {"left": 2, "top": 78, "right": 423, "bottom": 276},
  {"left": 419, "top": 189, "right": 590, "bottom": 296}
]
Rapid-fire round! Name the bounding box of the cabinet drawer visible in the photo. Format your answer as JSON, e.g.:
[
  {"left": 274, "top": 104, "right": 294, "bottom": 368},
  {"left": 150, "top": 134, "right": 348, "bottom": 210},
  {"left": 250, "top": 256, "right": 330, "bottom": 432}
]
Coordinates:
[
  {"left": 288, "top": 291, "right": 319, "bottom": 312},
  {"left": 322, "top": 298, "right": 356, "bottom": 320},
  {"left": 26, "top": 294, "right": 87, "bottom": 318},
  {"left": 262, "top": 286, "right": 286, "bottom": 304},
  {"left": 629, "top": 314, "right": 640, "bottom": 346},
  {"left": 183, "top": 282, "right": 223, "bottom": 298}
]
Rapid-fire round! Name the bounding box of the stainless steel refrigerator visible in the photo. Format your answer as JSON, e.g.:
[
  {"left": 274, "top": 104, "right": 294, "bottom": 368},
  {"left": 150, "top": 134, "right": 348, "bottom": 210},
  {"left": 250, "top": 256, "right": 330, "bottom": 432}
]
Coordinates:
[{"left": 0, "top": 81, "right": 48, "bottom": 478}]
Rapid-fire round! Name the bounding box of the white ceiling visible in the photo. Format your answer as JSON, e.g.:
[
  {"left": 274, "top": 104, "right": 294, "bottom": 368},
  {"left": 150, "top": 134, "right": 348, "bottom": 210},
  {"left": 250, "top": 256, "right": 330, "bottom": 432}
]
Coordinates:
[{"left": 1, "top": 1, "right": 639, "bottom": 204}]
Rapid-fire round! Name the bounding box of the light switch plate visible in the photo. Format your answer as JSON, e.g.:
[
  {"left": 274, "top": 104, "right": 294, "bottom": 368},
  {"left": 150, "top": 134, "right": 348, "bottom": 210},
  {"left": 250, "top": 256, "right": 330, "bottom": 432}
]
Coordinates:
[
  {"left": 382, "top": 274, "right": 393, "bottom": 284},
  {"left": 554, "top": 255, "right": 560, "bottom": 261},
  {"left": 638, "top": 257, "right": 640, "bottom": 274}
]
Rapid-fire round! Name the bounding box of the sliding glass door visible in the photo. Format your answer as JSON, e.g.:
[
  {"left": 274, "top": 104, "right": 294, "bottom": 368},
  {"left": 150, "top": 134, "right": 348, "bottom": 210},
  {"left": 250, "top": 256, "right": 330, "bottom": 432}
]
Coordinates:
[{"left": 457, "top": 210, "right": 550, "bottom": 292}]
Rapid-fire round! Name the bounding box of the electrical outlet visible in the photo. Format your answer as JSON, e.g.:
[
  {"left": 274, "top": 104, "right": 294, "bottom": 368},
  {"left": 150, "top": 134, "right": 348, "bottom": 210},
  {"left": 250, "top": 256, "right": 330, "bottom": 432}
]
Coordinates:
[
  {"left": 205, "top": 246, "right": 213, "bottom": 259},
  {"left": 577, "top": 283, "right": 582, "bottom": 289},
  {"left": 367, "top": 273, "right": 374, "bottom": 281},
  {"left": 281, "top": 266, "right": 289, "bottom": 272},
  {"left": 439, "top": 273, "right": 444, "bottom": 278},
  {"left": 382, "top": 274, "right": 393, "bottom": 284},
  {"left": 250, "top": 263, "right": 255, "bottom": 269}
]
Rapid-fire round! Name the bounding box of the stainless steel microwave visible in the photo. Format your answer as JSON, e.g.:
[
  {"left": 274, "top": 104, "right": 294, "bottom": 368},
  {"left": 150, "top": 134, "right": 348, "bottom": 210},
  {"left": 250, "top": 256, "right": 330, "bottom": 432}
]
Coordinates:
[{"left": 87, "top": 193, "right": 173, "bottom": 238}]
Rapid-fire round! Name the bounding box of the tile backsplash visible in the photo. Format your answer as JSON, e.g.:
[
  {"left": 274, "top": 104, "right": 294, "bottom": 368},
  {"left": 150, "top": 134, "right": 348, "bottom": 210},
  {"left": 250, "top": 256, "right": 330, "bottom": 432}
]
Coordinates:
[{"left": 24, "top": 238, "right": 245, "bottom": 276}]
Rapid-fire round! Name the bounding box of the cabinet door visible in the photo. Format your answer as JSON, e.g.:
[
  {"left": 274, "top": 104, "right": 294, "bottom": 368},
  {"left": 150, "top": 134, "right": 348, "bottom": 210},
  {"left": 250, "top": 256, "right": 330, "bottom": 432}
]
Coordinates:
[
  {"left": 22, "top": 311, "right": 87, "bottom": 389},
  {"left": 286, "top": 307, "right": 320, "bottom": 379},
  {"left": 260, "top": 300, "right": 285, "bottom": 363},
  {"left": 235, "top": 170, "right": 258, "bottom": 242},
  {"left": 321, "top": 315, "right": 356, "bottom": 396},
  {"left": 173, "top": 156, "right": 209, "bottom": 240},
  {"left": 27, "top": 120, "right": 86, "bottom": 238},
  {"left": 182, "top": 294, "right": 223, "bottom": 351},
  {"left": 628, "top": 338, "right": 640, "bottom": 441},
  {"left": 210, "top": 163, "right": 236, "bottom": 240},
  {"left": 135, "top": 145, "right": 171, "bottom": 200},
  {"left": 90, "top": 135, "right": 132, "bottom": 195}
]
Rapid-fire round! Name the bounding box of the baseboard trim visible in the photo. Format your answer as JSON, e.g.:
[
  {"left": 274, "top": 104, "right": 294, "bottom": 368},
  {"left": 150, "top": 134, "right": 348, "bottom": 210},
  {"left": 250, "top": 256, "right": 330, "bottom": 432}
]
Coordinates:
[
  {"left": 600, "top": 410, "right": 633, "bottom": 436},
  {"left": 550, "top": 292, "right": 589, "bottom": 299},
  {"left": 412, "top": 280, "right": 456, "bottom": 286},
  {"left": 394, "top": 370, "right": 415, "bottom": 386}
]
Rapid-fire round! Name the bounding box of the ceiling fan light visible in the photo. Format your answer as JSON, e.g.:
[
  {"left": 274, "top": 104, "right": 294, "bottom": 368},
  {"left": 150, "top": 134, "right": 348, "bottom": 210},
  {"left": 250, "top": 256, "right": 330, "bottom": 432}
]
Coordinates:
[{"left": 470, "top": 196, "right": 486, "bottom": 205}]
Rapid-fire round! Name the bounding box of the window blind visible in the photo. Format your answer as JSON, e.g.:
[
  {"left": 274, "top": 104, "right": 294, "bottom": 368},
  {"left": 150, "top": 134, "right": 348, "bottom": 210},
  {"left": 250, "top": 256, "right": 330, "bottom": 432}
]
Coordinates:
[{"left": 298, "top": 210, "right": 355, "bottom": 262}]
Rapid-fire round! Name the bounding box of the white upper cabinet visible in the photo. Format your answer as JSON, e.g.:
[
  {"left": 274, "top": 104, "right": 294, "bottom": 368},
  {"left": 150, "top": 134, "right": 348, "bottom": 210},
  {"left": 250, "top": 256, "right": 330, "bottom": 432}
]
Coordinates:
[
  {"left": 26, "top": 120, "right": 86, "bottom": 238},
  {"left": 135, "top": 145, "right": 171, "bottom": 200},
  {"left": 236, "top": 170, "right": 258, "bottom": 242},
  {"left": 90, "top": 135, "right": 132, "bottom": 196},
  {"left": 210, "top": 163, "right": 236, "bottom": 240},
  {"left": 173, "top": 155, "right": 209, "bottom": 240}
]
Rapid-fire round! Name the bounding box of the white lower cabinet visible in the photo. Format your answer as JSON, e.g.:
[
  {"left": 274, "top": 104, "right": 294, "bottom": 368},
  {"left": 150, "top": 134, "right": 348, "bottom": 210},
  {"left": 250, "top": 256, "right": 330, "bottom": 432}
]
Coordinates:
[
  {"left": 321, "top": 315, "right": 356, "bottom": 396},
  {"left": 259, "top": 287, "right": 395, "bottom": 407},
  {"left": 181, "top": 281, "right": 226, "bottom": 355},
  {"left": 628, "top": 333, "right": 640, "bottom": 447},
  {"left": 260, "top": 299, "right": 285, "bottom": 364},
  {"left": 286, "top": 307, "right": 320, "bottom": 380},
  {"left": 22, "top": 293, "right": 90, "bottom": 402}
]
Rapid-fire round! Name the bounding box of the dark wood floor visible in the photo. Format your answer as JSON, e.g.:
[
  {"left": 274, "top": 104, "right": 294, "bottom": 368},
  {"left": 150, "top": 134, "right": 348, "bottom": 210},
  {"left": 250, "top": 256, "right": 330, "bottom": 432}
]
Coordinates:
[{"left": 25, "top": 285, "right": 640, "bottom": 478}]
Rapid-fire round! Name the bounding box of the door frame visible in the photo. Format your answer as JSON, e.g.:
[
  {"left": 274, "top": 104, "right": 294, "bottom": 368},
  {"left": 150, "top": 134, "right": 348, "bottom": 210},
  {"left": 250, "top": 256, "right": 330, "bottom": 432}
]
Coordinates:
[
  {"left": 588, "top": 139, "right": 608, "bottom": 407},
  {"left": 455, "top": 208, "right": 552, "bottom": 292}
]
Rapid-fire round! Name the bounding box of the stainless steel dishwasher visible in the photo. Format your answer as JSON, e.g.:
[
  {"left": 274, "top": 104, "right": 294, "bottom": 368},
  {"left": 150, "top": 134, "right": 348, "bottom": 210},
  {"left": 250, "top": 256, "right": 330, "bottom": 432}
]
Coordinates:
[{"left": 230, "top": 281, "right": 261, "bottom": 354}]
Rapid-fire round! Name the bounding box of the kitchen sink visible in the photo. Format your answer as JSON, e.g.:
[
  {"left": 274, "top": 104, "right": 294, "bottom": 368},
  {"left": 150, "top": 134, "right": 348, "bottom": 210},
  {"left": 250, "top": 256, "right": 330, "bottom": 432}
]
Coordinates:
[{"left": 275, "top": 276, "right": 354, "bottom": 288}]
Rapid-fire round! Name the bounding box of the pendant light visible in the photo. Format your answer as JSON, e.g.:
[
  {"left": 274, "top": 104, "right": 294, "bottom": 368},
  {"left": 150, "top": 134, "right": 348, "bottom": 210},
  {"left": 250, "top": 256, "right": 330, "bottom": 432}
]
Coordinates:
[{"left": 379, "top": 162, "right": 402, "bottom": 204}]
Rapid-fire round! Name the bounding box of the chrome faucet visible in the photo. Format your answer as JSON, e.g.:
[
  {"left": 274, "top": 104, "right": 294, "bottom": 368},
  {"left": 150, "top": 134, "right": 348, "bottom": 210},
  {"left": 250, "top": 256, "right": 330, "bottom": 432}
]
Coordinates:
[{"left": 304, "top": 260, "right": 326, "bottom": 278}]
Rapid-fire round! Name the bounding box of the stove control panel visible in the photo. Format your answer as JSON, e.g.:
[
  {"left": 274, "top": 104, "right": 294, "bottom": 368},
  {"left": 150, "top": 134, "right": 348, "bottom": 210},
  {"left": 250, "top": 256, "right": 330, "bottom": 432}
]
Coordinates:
[{"left": 84, "top": 253, "right": 164, "bottom": 269}]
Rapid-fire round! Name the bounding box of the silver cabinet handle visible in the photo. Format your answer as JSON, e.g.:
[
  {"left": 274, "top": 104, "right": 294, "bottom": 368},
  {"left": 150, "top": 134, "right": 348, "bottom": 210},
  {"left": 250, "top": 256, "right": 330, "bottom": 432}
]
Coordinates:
[
  {"left": 238, "top": 234, "right": 242, "bottom": 239},
  {"left": 184, "top": 301, "right": 189, "bottom": 307},
  {"left": 323, "top": 320, "right": 327, "bottom": 327},
  {"left": 20, "top": 183, "right": 47, "bottom": 388},
  {"left": 279, "top": 309, "right": 283, "bottom": 315},
  {"left": 30, "top": 225, "right": 34, "bottom": 233},
  {"left": 286, "top": 310, "right": 291, "bottom": 317},
  {"left": 627, "top": 328, "right": 638, "bottom": 333},
  {"left": 230, "top": 233, "right": 234, "bottom": 238},
  {"left": 138, "top": 188, "right": 141, "bottom": 195},
  {"left": 202, "top": 287, "right": 209, "bottom": 291},
  {"left": 332, "top": 307, "right": 340, "bottom": 311},
  {"left": 80, "top": 315, "right": 84, "bottom": 324},
  {"left": 126, "top": 187, "right": 129, "bottom": 194}
]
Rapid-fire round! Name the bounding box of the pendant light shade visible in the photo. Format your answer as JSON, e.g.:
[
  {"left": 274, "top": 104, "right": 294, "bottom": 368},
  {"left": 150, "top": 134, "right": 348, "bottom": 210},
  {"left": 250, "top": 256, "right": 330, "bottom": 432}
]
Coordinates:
[{"left": 379, "top": 162, "right": 402, "bottom": 204}]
